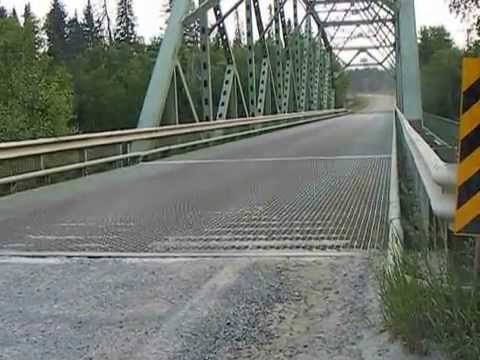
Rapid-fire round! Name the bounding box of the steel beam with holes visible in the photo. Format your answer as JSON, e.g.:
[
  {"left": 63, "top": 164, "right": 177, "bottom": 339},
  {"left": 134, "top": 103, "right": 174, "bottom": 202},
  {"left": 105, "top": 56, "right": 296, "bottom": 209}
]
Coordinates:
[
  {"left": 199, "top": 10, "right": 213, "bottom": 122},
  {"left": 245, "top": 0, "right": 256, "bottom": 117}
]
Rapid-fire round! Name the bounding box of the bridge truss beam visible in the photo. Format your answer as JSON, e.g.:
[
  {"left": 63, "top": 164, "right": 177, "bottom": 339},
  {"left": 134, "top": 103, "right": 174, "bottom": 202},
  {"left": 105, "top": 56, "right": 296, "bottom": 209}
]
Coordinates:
[
  {"left": 138, "top": 0, "right": 337, "bottom": 128},
  {"left": 313, "top": 0, "right": 423, "bottom": 122},
  {"left": 138, "top": 0, "right": 422, "bottom": 128}
]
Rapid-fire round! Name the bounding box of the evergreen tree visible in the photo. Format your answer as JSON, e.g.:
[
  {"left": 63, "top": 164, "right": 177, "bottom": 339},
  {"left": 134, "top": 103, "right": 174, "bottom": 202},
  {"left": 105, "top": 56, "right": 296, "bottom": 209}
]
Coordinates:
[
  {"left": 66, "top": 11, "right": 86, "bottom": 60},
  {"left": 101, "top": 0, "right": 113, "bottom": 45},
  {"left": 267, "top": 4, "right": 274, "bottom": 40},
  {"left": 162, "top": 0, "right": 198, "bottom": 47},
  {"left": 44, "top": 0, "right": 68, "bottom": 62},
  {"left": 183, "top": 12, "right": 199, "bottom": 47},
  {"left": 114, "top": 0, "right": 136, "bottom": 44},
  {"left": 212, "top": 30, "right": 222, "bottom": 49},
  {"left": 160, "top": 0, "right": 172, "bottom": 33},
  {"left": 0, "top": 6, "right": 7, "bottom": 18},
  {"left": 10, "top": 8, "right": 19, "bottom": 24},
  {"left": 233, "top": 9, "right": 243, "bottom": 48},
  {"left": 82, "top": 0, "right": 102, "bottom": 48},
  {"left": 23, "top": 3, "right": 42, "bottom": 57},
  {"left": 0, "top": 18, "right": 73, "bottom": 141}
]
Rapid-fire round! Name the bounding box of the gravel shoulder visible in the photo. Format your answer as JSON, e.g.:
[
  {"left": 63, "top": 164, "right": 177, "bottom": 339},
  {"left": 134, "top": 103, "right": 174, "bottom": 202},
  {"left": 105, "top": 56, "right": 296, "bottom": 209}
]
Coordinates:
[{"left": 0, "top": 255, "right": 444, "bottom": 360}]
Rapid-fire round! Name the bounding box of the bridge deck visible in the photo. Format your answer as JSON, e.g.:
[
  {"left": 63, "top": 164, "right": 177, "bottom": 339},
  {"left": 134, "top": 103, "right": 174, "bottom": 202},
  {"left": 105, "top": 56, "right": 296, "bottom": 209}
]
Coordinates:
[{"left": 0, "top": 112, "right": 392, "bottom": 255}]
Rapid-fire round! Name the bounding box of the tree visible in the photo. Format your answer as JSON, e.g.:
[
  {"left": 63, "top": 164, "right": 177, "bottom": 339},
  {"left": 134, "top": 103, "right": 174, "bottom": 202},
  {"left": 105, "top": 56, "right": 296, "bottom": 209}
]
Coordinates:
[
  {"left": 417, "top": 26, "right": 462, "bottom": 119},
  {"left": 450, "top": 0, "right": 480, "bottom": 43},
  {"left": 0, "top": 17, "right": 73, "bottom": 141},
  {"left": 10, "top": 8, "right": 19, "bottom": 24},
  {"left": 162, "top": 0, "right": 198, "bottom": 47},
  {"left": 160, "top": 0, "right": 172, "bottom": 34},
  {"left": 267, "top": 4, "right": 274, "bottom": 40},
  {"left": 82, "top": 0, "right": 102, "bottom": 48},
  {"left": 183, "top": 1, "right": 199, "bottom": 48},
  {"left": 66, "top": 11, "right": 86, "bottom": 60},
  {"left": 22, "top": 3, "right": 42, "bottom": 58},
  {"left": 418, "top": 26, "right": 453, "bottom": 66},
  {"left": 69, "top": 45, "right": 153, "bottom": 132},
  {"left": 115, "top": 0, "right": 136, "bottom": 44},
  {"left": 44, "top": 0, "right": 68, "bottom": 62},
  {"left": 421, "top": 47, "right": 462, "bottom": 119},
  {"left": 233, "top": 9, "right": 243, "bottom": 48},
  {"left": 100, "top": 0, "right": 113, "bottom": 45},
  {"left": 0, "top": 6, "right": 7, "bottom": 18}
]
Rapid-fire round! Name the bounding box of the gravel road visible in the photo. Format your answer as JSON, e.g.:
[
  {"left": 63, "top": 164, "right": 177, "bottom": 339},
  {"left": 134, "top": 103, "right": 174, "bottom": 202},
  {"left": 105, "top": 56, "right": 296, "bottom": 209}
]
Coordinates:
[{"left": 0, "top": 255, "right": 444, "bottom": 360}]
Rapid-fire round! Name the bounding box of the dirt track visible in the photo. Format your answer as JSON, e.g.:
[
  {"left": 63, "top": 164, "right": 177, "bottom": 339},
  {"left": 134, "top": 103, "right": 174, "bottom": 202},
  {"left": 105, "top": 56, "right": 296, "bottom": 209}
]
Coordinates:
[{"left": 0, "top": 255, "right": 444, "bottom": 360}]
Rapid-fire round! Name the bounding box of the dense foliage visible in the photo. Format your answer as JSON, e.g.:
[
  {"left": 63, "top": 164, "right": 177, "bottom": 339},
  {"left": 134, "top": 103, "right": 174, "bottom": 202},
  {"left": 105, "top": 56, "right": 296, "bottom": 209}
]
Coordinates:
[
  {"left": 418, "top": 26, "right": 462, "bottom": 119},
  {"left": 0, "top": 0, "right": 348, "bottom": 142},
  {"left": 450, "top": 0, "right": 480, "bottom": 39},
  {"left": 0, "top": 16, "right": 73, "bottom": 142}
]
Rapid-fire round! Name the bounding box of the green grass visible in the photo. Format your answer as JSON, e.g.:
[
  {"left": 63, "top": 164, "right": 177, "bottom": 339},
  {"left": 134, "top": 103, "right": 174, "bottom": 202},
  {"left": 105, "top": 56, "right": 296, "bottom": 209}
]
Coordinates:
[{"left": 379, "top": 251, "right": 480, "bottom": 359}]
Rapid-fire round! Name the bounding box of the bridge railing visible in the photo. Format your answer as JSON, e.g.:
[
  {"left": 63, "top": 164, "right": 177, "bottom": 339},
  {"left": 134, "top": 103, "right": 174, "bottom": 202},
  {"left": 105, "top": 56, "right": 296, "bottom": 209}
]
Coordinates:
[
  {"left": 0, "top": 109, "right": 346, "bottom": 195},
  {"left": 388, "top": 109, "right": 404, "bottom": 268},
  {"left": 394, "top": 107, "right": 456, "bottom": 249}
]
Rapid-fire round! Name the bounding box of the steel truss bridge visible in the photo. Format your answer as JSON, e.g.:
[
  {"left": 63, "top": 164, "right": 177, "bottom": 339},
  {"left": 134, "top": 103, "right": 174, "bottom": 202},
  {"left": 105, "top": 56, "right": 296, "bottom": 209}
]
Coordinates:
[
  {"left": 139, "top": 0, "right": 422, "bottom": 128},
  {"left": 0, "top": 0, "right": 459, "bottom": 257}
]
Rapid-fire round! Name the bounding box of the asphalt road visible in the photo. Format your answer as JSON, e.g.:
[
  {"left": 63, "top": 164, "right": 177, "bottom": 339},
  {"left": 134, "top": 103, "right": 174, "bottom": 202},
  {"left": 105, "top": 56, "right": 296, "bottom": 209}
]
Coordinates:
[{"left": 0, "top": 111, "right": 392, "bottom": 254}]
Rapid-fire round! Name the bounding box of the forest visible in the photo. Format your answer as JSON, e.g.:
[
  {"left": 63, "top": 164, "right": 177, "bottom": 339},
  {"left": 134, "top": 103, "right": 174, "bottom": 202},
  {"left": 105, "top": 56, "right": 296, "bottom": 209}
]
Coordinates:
[
  {"left": 0, "top": 0, "right": 477, "bottom": 141},
  {"left": 0, "top": 0, "right": 346, "bottom": 142},
  {"left": 0, "top": 0, "right": 157, "bottom": 141}
]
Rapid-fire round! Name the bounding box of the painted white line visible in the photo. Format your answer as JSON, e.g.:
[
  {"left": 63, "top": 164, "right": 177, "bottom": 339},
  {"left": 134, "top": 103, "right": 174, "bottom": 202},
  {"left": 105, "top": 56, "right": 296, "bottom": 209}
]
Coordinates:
[
  {"left": 27, "top": 235, "right": 119, "bottom": 240},
  {"left": 0, "top": 257, "right": 67, "bottom": 264},
  {"left": 27, "top": 235, "right": 84, "bottom": 240},
  {"left": 72, "top": 243, "right": 109, "bottom": 249},
  {"left": 0, "top": 251, "right": 366, "bottom": 259},
  {"left": 57, "top": 223, "right": 134, "bottom": 227},
  {"left": 57, "top": 223, "right": 96, "bottom": 227},
  {"left": 143, "top": 155, "right": 392, "bottom": 165}
]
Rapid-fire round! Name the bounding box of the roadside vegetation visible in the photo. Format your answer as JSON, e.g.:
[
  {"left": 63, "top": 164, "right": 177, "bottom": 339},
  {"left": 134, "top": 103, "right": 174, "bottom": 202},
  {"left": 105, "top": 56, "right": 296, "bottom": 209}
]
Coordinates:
[
  {"left": 379, "top": 249, "right": 480, "bottom": 359},
  {"left": 0, "top": 0, "right": 349, "bottom": 143},
  {"left": 380, "top": 6, "right": 480, "bottom": 357}
]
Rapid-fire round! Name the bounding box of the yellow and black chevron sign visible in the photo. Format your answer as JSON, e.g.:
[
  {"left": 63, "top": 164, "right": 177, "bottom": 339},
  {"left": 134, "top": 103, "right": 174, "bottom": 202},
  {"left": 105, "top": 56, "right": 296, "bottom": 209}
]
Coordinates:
[{"left": 455, "top": 58, "right": 480, "bottom": 236}]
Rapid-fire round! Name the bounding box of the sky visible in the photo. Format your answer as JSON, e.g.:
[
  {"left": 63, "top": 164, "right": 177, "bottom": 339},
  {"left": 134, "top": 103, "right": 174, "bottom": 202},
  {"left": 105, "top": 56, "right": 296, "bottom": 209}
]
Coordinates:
[{"left": 0, "top": 0, "right": 468, "bottom": 47}]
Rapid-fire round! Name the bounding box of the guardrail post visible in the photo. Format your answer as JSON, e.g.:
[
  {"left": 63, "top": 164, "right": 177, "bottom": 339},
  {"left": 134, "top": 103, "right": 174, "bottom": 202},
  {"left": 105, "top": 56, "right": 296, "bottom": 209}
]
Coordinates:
[
  {"left": 125, "top": 142, "right": 132, "bottom": 167},
  {"left": 40, "top": 154, "right": 51, "bottom": 186},
  {"left": 9, "top": 182, "right": 16, "bottom": 194},
  {"left": 82, "top": 149, "right": 88, "bottom": 177}
]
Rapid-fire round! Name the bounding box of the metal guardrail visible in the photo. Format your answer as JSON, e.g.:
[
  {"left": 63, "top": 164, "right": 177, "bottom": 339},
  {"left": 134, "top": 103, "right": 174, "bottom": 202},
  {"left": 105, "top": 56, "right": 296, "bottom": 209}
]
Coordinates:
[
  {"left": 0, "top": 109, "right": 346, "bottom": 194},
  {"left": 397, "top": 108, "right": 456, "bottom": 219},
  {"left": 388, "top": 110, "right": 404, "bottom": 268},
  {"left": 396, "top": 107, "right": 456, "bottom": 247}
]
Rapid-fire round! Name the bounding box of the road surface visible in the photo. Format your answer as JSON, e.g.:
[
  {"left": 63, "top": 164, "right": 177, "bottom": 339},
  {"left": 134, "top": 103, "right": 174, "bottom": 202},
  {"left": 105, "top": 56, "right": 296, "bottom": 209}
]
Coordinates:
[
  {"left": 0, "top": 255, "right": 443, "bottom": 360},
  {"left": 0, "top": 111, "right": 391, "bottom": 254},
  {"left": 0, "top": 98, "right": 444, "bottom": 359}
]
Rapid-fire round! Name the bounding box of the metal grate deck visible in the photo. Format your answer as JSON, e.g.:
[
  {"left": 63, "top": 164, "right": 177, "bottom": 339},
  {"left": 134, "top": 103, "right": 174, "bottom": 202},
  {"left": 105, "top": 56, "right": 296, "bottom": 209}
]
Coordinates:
[
  {"left": 149, "top": 157, "right": 390, "bottom": 252},
  {"left": 0, "top": 157, "right": 390, "bottom": 254}
]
